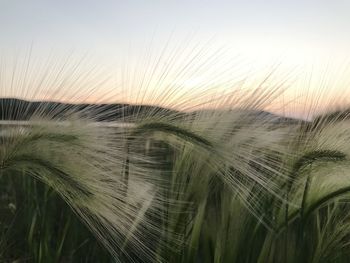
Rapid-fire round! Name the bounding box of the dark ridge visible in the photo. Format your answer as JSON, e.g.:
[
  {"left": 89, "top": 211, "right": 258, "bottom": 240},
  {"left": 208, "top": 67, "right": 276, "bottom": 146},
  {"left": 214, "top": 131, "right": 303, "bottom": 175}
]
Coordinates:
[
  {"left": 0, "top": 98, "right": 304, "bottom": 124},
  {"left": 314, "top": 109, "right": 350, "bottom": 123},
  {"left": 299, "top": 109, "right": 350, "bottom": 133},
  {"left": 189, "top": 108, "right": 303, "bottom": 126},
  {"left": 0, "top": 98, "right": 180, "bottom": 121}
]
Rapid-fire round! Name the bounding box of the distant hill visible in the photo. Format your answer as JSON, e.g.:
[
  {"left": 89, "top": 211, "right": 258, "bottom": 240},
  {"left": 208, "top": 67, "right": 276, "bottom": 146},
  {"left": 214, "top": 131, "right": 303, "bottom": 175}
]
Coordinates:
[
  {"left": 190, "top": 108, "right": 302, "bottom": 126},
  {"left": 0, "top": 98, "right": 180, "bottom": 121},
  {"left": 0, "top": 98, "right": 303, "bottom": 125}
]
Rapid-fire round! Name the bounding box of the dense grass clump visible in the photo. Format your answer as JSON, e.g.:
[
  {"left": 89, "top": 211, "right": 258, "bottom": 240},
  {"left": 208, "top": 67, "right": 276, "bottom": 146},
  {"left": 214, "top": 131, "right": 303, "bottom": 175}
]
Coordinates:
[
  {"left": 2, "top": 106, "right": 350, "bottom": 262},
  {"left": 1, "top": 51, "right": 350, "bottom": 262}
]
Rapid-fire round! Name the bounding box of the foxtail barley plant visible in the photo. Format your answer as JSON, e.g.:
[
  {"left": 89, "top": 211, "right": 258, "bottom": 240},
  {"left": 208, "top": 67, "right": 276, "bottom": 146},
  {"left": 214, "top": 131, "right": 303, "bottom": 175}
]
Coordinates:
[{"left": 1, "top": 48, "right": 350, "bottom": 262}]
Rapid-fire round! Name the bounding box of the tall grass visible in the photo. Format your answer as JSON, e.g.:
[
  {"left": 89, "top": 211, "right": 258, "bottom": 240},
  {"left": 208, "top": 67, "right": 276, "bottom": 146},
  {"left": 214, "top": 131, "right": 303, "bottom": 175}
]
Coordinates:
[{"left": 1, "top": 49, "right": 350, "bottom": 262}]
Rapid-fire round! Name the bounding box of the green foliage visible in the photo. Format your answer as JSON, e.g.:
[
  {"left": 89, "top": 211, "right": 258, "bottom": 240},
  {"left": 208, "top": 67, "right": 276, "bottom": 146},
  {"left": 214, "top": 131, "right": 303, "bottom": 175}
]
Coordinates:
[
  {"left": 0, "top": 174, "right": 111, "bottom": 262},
  {"left": 2, "top": 107, "right": 350, "bottom": 263}
]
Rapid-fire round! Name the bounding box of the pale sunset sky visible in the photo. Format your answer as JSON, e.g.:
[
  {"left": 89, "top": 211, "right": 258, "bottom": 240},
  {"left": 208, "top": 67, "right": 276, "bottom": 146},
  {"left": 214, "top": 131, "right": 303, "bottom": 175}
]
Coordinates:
[{"left": 1, "top": 0, "right": 350, "bottom": 118}]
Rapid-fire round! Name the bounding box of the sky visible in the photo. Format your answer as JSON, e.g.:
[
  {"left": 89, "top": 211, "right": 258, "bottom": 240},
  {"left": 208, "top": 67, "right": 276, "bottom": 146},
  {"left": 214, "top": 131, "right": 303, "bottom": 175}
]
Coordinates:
[{"left": 1, "top": 0, "right": 350, "bottom": 117}]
